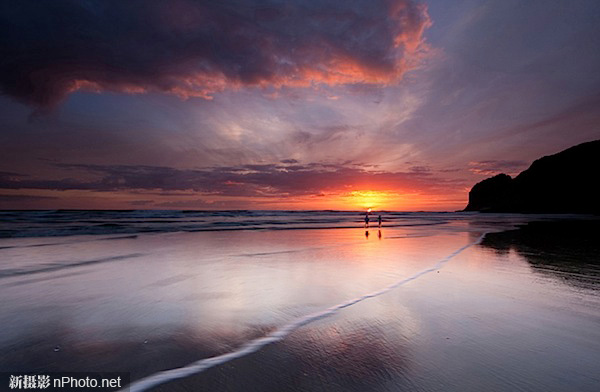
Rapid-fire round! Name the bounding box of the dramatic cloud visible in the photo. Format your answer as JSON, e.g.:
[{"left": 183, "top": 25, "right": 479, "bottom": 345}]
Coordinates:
[
  {"left": 0, "top": 194, "right": 58, "bottom": 209},
  {"left": 0, "top": 194, "right": 57, "bottom": 202},
  {"left": 0, "top": 162, "right": 463, "bottom": 198},
  {"left": 0, "top": 0, "right": 430, "bottom": 107},
  {"left": 2, "top": 0, "right": 598, "bottom": 211}
]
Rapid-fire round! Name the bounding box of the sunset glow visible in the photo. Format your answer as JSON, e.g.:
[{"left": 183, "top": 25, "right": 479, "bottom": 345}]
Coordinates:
[
  {"left": 1, "top": 0, "right": 599, "bottom": 211},
  {"left": 350, "top": 191, "right": 394, "bottom": 210},
  {"left": 2, "top": 3, "right": 599, "bottom": 392}
]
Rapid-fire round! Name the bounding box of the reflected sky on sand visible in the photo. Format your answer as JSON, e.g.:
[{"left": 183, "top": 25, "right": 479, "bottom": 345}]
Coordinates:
[
  {"left": 480, "top": 220, "right": 600, "bottom": 291},
  {"left": 1, "top": 214, "right": 599, "bottom": 391}
]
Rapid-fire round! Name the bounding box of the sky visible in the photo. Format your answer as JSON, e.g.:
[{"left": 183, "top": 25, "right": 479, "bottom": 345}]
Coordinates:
[{"left": 1, "top": 0, "right": 599, "bottom": 211}]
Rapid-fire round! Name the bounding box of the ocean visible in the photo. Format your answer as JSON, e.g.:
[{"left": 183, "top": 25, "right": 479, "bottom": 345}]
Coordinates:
[{"left": 0, "top": 211, "right": 598, "bottom": 391}]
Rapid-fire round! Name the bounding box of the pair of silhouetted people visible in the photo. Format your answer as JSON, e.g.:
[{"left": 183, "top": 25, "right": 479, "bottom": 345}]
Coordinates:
[
  {"left": 364, "top": 212, "right": 382, "bottom": 228},
  {"left": 364, "top": 211, "right": 383, "bottom": 239}
]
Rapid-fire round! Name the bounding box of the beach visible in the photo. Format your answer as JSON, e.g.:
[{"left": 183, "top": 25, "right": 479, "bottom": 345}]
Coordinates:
[{"left": 1, "top": 211, "right": 599, "bottom": 391}]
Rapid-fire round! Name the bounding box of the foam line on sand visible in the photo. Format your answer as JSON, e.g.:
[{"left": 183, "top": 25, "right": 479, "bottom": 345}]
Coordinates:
[{"left": 122, "top": 232, "right": 488, "bottom": 392}]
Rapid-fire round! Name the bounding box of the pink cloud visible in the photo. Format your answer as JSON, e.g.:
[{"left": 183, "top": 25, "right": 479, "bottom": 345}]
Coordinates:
[{"left": 0, "top": 0, "right": 431, "bottom": 107}]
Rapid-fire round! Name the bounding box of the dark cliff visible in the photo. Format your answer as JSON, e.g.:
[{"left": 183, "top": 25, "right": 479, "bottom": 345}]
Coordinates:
[{"left": 464, "top": 140, "right": 600, "bottom": 213}]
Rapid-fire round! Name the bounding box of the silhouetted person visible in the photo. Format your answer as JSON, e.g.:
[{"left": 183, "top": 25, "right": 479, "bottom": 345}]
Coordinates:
[
  {"left": 364, "top": 213, "right": 369, "bottom": 228},
  {"left": 378, "top": 215, "right": 382, "bottom": 228}
]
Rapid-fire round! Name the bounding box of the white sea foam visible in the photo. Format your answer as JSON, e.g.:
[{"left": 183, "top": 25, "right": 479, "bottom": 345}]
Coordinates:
[{"left": 122, "top": 232, "right": 488, "bottom": 392}]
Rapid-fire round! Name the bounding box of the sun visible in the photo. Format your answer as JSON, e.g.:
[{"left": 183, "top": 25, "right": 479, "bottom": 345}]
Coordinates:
[{"left": 347, "top": 190, "right": 394, "bottom": 210}]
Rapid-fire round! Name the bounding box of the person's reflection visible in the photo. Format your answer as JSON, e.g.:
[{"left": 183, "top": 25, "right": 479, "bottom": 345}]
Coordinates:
[
  {"left": 378, "top": 230, "right": 382, "bottom": 239},
  {"left": 365, "top": 230, "right": 369, "bottom": 239}
]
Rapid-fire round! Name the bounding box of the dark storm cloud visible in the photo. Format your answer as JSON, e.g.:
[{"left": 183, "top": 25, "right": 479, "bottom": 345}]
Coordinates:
[
  {"left": 0, "top": 194, "right": 58, "bottom": 202},
  {"left": 0, "top": 194, "right": 58, "bottom": 210},
  {"left": 0, "top": 0, "right": 430, "bottom": 107},
  {"left": 0, "top": 162, "right": 462, "bottom": 197}
]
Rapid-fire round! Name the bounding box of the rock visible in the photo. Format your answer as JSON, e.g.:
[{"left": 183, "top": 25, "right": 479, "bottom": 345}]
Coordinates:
[
  {"left": 464, "top": 140, "right": 600, "bottom": 213},
  {"left": 464, "top": 173, "right": 513, "bottom": 212}
]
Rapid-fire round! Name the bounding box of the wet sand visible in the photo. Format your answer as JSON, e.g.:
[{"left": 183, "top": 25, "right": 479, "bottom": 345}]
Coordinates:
[{"left": 1, "top": 214, "right": 599, "bottom": 391}]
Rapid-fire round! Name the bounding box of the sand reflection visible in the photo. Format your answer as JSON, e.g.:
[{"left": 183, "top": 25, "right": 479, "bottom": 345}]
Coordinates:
[{"left": 1, "top": 220, "right": 599, "bottom": 391}]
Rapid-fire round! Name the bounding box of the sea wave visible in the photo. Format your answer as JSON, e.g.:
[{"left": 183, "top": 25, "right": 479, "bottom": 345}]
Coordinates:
[{"left": 0, "top": 210, "right": 459, "bottom": 238}]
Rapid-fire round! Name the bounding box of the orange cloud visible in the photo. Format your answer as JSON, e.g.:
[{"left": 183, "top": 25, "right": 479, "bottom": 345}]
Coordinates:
[{"left": 1, "top": 0, "right": 431, "bottom": 107}]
